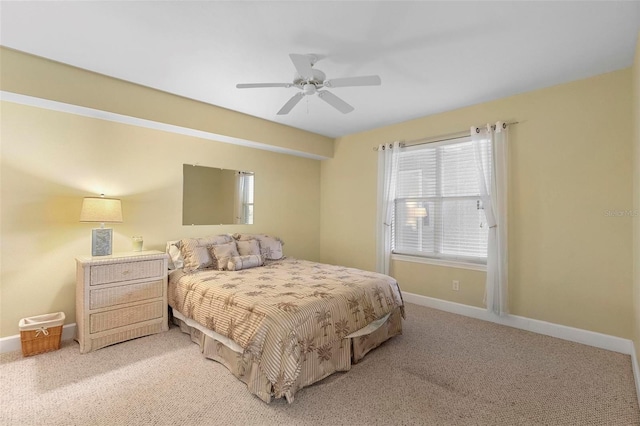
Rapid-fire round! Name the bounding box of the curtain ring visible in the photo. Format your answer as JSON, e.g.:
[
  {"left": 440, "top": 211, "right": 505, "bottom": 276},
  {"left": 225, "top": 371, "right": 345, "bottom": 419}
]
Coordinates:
[{"left": 475, "top": 127, "right": 480, "bottom": 134}]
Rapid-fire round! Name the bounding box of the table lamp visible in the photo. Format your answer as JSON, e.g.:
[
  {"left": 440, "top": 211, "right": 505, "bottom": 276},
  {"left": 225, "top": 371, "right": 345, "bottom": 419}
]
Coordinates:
[{"left": 80, "top": 195, "right": 123, "bottom": 256}]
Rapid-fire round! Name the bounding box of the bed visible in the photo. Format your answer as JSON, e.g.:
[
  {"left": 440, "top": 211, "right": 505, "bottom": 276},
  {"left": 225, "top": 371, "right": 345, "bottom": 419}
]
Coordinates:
[{"left": 167, "top": 234, "right": 404, "bottom": 403}]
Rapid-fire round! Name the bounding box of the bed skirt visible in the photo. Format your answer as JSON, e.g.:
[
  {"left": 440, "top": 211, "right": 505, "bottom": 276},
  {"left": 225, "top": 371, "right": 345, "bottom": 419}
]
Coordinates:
[{"left": 172, "top": 306, "right": 403, "bottom": 403}]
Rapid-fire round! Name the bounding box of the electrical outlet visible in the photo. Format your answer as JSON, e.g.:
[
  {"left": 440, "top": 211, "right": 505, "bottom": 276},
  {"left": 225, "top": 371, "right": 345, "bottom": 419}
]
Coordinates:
[{"left": 452, "top": 280, "right": 460, "bottom": 291}]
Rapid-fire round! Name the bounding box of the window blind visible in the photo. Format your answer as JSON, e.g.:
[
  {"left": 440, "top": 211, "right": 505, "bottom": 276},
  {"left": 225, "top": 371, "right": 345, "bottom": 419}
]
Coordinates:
[{"left": 392, "top": 137, "right": 491, "bottom": 262}]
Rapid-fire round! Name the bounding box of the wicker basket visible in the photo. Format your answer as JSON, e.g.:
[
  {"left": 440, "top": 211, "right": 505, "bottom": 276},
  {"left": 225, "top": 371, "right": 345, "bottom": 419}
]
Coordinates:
[{"left": 19, "top": 312, "right": 65, "bottom": 357}]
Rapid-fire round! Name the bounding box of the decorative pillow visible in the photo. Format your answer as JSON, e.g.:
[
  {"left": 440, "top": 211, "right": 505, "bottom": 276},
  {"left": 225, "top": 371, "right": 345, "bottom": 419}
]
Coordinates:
[
  {"left": 233, "top": 234, "right": 284, "bottom": 260},
  {"left": 165, "top": 240, "right": 183, "bottom": 270},
  {"left": 227, "top": 255, "right": 263, "bottom": 271},
  {"left": 193, "top": 246, "right": 213, "bottom": 270},
  {"left": 236, "top": 239, "right": 261, "bottom": 257},
  {"left": 178, "top": 234, "right": 234, "bottom": 272},
  {"left": 208, "top": 241, "right": 240, "bottom": 271}
]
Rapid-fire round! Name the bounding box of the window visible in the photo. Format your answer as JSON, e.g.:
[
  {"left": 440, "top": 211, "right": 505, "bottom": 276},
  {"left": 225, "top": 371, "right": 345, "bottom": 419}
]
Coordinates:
[{"left": 392, "top": 136, "right": 490, "bottom": 264}]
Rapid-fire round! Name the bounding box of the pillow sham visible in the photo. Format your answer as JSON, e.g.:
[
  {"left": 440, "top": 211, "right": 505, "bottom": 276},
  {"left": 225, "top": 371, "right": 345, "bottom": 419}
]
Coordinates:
[
  {"left": 227, "top": 255, "right": 263, "bottom": 271},
  {"left": 178, "top": 234, "right": 234, "bottom": 272},
  {"left": 165, "top": 240, "right": 183, "bottom": 270},
  {"left": 233, "top": 234, "right": 284, "bottom": 260},
  {"left": 236, "top": 239, "right": 261, "bottom": 257},
  {"left": 208, "top": 241, "right": 240, "bottom": 271}
]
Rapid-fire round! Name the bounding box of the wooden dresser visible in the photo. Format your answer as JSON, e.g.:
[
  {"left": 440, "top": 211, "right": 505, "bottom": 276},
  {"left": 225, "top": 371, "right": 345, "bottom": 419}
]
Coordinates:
[{"left": 75, "top": 250, "right": 169, "bottom": 353}]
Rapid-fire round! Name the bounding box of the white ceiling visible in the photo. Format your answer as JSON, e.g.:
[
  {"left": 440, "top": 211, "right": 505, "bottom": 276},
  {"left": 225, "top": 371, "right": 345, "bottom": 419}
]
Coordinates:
[{"left": 1, "top": 1, "right": 639, "bottom": 138}]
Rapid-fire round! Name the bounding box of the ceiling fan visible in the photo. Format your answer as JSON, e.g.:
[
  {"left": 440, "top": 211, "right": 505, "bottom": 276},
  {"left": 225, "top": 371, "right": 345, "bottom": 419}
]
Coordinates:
[{"left": 236, "top": 54, "right": 381, "bottom": 115}]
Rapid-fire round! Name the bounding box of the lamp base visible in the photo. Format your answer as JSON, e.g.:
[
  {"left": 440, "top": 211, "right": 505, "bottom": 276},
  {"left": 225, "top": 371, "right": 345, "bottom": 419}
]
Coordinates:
[{"left": 92, "top": 228, "right": 113, "bottom": 256}]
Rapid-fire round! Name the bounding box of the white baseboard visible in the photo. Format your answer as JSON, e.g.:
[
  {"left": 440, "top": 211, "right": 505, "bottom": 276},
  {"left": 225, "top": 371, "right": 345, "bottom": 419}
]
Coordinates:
[
  {"left": 0, "top": 323, "right": 76, "bottom": 354},
  {"left": 2, "top": 301, "right": 638, "bottom": 403},
  {"left": 403, "top": 292, "right": 634, "bottom": 355},
  {"left": 632, "top": 342, "right": 640, "bottom": 408}
]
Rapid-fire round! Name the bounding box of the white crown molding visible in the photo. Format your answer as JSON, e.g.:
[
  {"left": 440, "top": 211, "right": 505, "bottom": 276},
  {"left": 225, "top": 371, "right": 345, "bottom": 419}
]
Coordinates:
[
  {"left": 0, "top": 91, "right": 329, "bottom": 161},
  {"left": 402, "top": 292, "right": 634, "bottom": 355},
  {"left": 0, "top": 323, "right": 76, "bottom": 354}
]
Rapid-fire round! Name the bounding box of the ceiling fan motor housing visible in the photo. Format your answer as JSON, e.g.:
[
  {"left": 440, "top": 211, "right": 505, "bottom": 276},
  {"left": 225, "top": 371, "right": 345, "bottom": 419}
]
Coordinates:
[{"left": 294, "top": 69, "right": 326, "bottom": 88}]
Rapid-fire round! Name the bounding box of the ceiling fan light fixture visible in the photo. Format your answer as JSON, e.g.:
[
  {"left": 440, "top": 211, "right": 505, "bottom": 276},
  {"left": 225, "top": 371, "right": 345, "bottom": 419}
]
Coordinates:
[{"left": 303, "top": 83, "right": 316, "bottom": 95}]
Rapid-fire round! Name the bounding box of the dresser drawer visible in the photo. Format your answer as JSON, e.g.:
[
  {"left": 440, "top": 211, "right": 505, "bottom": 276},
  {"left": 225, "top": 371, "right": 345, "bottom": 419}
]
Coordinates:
[
  {"left": 90, "top": 300, "right": 164, "bottom": 333},
  {"left": 90, "top": 259, "right": 164, "bottom": 285},
  {"left": 90, "top": 279, "right": 164, "bottom": 310}
]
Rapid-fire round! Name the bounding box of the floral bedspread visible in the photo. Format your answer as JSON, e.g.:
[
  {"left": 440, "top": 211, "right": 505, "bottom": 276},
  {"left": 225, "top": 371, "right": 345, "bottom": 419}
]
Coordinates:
[{"left": 168, "top": 258, "right": 404, "bottom": 399}]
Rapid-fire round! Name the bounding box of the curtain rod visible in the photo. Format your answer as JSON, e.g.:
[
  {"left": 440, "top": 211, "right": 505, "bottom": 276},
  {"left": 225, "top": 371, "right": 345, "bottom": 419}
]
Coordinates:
[{"left": 373, "top": 121, "right": 518, "bottom": 151}]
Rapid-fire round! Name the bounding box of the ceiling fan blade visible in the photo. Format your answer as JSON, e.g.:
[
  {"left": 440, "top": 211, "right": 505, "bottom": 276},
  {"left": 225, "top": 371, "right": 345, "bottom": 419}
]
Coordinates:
[
  {"left": 317, "top": 90, "right": 354, "bottom": 114},
  {"left": 289, "top": 54, "right": 314, "bottom": 80},
  {"left": 324, "top": 75, "right": 381, "bottom": 88},
  {"left": 236, "top": 83, "right": 292, "bottom": 89},
  {"left": 277, "top": 92, "right": 305, "bottom": 115}
]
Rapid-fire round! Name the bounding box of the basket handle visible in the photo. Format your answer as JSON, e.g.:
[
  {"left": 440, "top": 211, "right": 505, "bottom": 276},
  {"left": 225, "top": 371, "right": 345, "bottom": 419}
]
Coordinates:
[{"left": 35, "top": 327, "right": 50, "bottom": 337}]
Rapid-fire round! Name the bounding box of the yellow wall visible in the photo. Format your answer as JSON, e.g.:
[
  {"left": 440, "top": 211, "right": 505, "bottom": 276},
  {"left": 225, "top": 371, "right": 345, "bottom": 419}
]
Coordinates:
[
  {"left": 0, "top": 49, "right": 330, "bottom": 337},
  {"left": 1, "top": 45, "right": 636, "bottom": 344},
  {"left": 632, "top": 33, "right": 640, "bottom": 361},
  {"left": 0, "top": 47, "right": 334, "bottom": 159},
  {"left": 321, "top": 69, "right": 634, "bottom": 338}
]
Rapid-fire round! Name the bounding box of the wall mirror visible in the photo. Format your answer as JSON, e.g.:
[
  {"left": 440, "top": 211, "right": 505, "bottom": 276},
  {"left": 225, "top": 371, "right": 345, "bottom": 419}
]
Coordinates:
[{"left": 182, "top": 164, "right": 254, "bottom": 225}]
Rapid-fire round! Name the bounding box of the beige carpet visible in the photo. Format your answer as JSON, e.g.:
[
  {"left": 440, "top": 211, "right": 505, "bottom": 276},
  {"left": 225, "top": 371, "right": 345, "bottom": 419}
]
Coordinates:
[{"left": 1, "top": 303, "right": 638, "bottom": 425}]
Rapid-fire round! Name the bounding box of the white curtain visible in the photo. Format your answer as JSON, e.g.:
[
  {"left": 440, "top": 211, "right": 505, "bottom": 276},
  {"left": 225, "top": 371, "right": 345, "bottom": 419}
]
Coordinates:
[
  {"left": 234, "top": 172, "right": 253, "bottom": 224},
  {"left": 472, "top": 123, "right": 509, "bottom": 315},
  {"left": 376, "top": 141, "right": 400, "bottom": 275},
  {"left": 234, "top": 172, "right": 244, "bottom": 224}
]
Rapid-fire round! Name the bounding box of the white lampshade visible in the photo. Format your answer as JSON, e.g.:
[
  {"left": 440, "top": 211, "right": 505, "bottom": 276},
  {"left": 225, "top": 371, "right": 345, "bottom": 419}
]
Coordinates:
[
  {"left": 80, "top": 197, "right": 123, "bottom": 223},
  {"left": 80, "top": 196, "right": 122, "bottom": 256}
]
